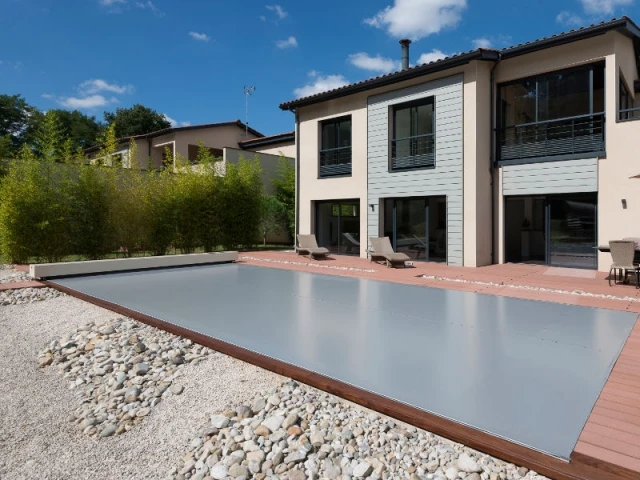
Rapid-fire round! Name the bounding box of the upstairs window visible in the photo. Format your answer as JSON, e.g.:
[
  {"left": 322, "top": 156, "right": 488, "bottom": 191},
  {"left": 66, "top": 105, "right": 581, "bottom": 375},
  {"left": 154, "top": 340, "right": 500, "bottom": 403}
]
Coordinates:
[
  {"left": 391, "top": 98, "right": 435, "bottom": 170},
  {"left": 319, "top": 116, "right": 352, "bottom": 177}
]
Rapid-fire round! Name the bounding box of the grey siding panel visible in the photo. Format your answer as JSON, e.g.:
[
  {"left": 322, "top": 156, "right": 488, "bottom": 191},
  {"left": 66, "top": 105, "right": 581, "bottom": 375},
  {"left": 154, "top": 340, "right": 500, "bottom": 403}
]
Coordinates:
[
  {"left": 502, "top": 158, "right": 598, "bottom": 196},
  {"left": 367, "top": 74, "right": 464, "bottom": 266}
]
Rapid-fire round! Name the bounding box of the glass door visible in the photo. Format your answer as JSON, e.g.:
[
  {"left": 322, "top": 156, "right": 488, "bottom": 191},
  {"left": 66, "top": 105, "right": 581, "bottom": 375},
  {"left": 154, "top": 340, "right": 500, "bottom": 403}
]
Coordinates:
[
  {"left": 383, "top": 197, "right": 446, "bottom": 262},
  {"left": 315, "top": 200, "right": 360, "bottom": 255},
  {"left": 547, "top": 194, "right": 597, "bottom": 269}
]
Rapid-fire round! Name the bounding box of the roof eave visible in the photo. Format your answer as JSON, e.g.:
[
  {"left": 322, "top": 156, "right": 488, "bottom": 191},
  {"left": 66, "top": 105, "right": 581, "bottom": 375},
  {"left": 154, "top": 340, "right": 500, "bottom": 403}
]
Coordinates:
[{"left": 279, "top": 50, "right": 499, "bottom": 110}]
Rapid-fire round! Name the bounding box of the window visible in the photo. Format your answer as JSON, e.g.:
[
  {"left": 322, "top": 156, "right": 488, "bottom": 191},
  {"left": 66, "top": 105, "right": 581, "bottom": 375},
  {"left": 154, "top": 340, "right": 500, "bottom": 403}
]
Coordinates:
[
  {"left": 497, "top": 63, "right": 606, "bottom": 162},
  {"left": 618, "top": 76, "right": 637, "bottom": 121},
  {"left": 319, "top": 116, "right": 351, "bottom": 177},
  {"left": 391, "top": 98, "right": 435, "bottom": 170}
]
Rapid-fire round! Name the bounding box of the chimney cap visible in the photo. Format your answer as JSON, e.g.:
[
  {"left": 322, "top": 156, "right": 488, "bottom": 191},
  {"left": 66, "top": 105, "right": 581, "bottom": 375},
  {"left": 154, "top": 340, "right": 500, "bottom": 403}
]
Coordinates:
[{"left": 399, "top": 39, "right": 412, "bottom": 46}]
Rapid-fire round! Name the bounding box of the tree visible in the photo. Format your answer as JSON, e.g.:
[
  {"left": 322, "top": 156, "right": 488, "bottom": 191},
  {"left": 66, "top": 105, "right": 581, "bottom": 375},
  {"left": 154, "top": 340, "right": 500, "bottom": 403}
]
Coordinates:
[
  {"left": 103, "top": 104, "right": 171, "bottom": 138},
  {"left": 97, "top": 122, "right": 118, "bottom": 165},
  {"left": 53, "top": 109, "right": 103, "bottom": 149},
  {"left": 33, "top": 110, "right": 64, "bottom": 162},
  {"left": 272, "top": 157, "right": 295, "bottom": 239},
  {"left": 0, "top": 94, "right": 37, "bottom": 153},
  {"left": 260, "top": 196, "right": 285, "bottom": 245}
]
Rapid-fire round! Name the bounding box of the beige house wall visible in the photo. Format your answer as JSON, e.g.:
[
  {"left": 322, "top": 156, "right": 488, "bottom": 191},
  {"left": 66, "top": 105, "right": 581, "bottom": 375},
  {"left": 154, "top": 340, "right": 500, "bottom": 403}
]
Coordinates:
[
  {"left": 252, "top": 142, "right": 296, "bottom": 158},
  {"left": 463, "top": 61, "right": 493, "bottom": 267}
]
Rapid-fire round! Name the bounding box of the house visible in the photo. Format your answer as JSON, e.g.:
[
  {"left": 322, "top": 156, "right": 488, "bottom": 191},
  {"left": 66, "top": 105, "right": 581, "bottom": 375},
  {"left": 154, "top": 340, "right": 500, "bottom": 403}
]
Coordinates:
[
  {"left": 85, "top": 120, "right": 295, "bottom": 196},
  {"left": 280, "top": 17, "right": 640, "bottom": 272}
]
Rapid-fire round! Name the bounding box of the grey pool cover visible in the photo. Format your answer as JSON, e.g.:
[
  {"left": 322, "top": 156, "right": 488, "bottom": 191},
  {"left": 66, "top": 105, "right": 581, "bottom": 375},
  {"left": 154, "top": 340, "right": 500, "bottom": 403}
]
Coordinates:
[{"left": 52, "top": 263, "right": 637, "bottom": 460}]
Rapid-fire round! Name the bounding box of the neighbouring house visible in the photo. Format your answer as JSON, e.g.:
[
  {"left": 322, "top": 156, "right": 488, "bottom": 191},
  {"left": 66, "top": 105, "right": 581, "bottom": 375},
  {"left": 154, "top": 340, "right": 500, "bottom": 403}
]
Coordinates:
[
  {"left": 280, "top": 16, "right": 640, "bottom": 272},
  {"left": 85, "top": 120, "right": 295, "bottom": 196}
]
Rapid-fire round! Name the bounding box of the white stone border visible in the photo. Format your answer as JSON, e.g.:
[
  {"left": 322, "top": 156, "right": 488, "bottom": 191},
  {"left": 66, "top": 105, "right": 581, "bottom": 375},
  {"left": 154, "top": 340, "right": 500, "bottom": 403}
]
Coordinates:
[{"left": 29, "top": 252, "right": 238, "bottom": 279}]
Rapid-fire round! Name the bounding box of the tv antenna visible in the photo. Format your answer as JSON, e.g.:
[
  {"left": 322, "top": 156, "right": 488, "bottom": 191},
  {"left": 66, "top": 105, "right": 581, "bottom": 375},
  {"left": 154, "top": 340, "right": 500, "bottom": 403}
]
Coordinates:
[{"left": 244, "top": 85, "right": 256, "bottom": 137}]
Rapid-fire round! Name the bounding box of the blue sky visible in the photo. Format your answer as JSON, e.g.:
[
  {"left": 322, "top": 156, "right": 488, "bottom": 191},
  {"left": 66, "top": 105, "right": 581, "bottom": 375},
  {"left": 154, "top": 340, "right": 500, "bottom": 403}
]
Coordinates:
[{"left": 1, "top": 0, "right": 638, "bottom": 135}]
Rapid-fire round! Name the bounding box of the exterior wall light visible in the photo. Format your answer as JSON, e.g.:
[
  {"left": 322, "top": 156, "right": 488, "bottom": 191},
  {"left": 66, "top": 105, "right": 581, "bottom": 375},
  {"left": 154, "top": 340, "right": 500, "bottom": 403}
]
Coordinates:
[{"left": 622, "top": 199, "right": 628, "bottom": 209}]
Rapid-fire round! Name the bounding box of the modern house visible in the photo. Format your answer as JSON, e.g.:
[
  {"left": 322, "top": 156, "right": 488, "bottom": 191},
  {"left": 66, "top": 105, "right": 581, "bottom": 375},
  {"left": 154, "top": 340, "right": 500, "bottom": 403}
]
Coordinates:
[
  {"left": 280, "top": 17, "right": 640, "bottom": 272},
  {"left": 85, "top": 120, "right": 294, "bottom": 196}
]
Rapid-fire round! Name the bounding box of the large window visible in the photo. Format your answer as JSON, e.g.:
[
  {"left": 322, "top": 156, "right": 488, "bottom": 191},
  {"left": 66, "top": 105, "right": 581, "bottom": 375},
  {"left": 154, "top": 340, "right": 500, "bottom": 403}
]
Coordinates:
[
  {"left": 315, "top": 200, "right": 360, "bottom": 255},
  {"left": 391, "top": 98, "right": 435, "bottom": 170},
  {"left": 319, "top": 116, "right": 351, "bottom": 177},
  {"left": 497, "top": 63, "right": 605, "bottom": 162}
]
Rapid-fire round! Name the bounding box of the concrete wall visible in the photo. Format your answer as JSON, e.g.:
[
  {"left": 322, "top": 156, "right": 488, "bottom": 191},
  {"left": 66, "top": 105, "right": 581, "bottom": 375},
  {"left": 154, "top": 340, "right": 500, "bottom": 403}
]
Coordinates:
[
  {"left": 252, "top": 141, "right": 296, "bottom": 159},
  {"left": 367, "top": 75, "right": 464, "bottom": 266},
  {"left": 223, "top": 147, "right": 293, "bottom": 196}
]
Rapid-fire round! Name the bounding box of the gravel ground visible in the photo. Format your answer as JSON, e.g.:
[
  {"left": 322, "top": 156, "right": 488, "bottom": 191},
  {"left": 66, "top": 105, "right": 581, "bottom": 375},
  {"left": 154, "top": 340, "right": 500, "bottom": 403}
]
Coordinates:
[
  {"left": 0, "top": 266, "right": 30, "bottom": 283},
  {"left": 0, "top": 295, "right": 283, "bottom": 480}
]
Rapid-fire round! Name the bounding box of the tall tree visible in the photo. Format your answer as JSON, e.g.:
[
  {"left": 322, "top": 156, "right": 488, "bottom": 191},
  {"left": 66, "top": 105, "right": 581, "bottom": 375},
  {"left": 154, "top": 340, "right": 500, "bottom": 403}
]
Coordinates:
[
  {"left": 0, "top": 94, "right": 37, "bottom": 152},
  {"left": 103, "top": 104, "right": 170, "bottom": 138},
  {"left": 33, "top": 110, "right": 64, "bottom": 162},
  {"left": 52, "top": 109, "right": 103, "bottom": 149}
]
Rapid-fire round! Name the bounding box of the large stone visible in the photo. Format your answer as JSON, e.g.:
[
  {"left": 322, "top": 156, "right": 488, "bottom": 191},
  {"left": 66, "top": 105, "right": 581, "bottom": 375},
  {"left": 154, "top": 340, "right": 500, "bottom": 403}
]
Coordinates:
[
  {"left": 445, "top": 467, "right": 459, "bottom": 480},
  {"left": 288, "top": 470, "right": 306, "bottom": 480},
  {"left": 255, "top": 425, "right": 270, "bottom": 437},
  {"left": 310, "top": 432, "right": 324, "bottom": 447},
  {"left": 287, "top": 426, "right": 303, "bottom": 436},
  {"left": 262, "top": 415, "right": 285, "bottom": 432},
  {"left": 210, "top": 414, "right": 230, "bottom": 429},
  {"left": 267, "top": 394, "right": 281, "bottom": 406},
  {"left": 466, "top": 474, "right": 481, "bottom": 480},
  {"left": 252, "top": 397, "right": 266, "bottom": 413},
  {"left": 353, "top": 462, "right": 373, "bottom": 478},
  {"left": 132, "top": 362, "right": 149, "bottom": 376},
  {"left": 246, "top": 450, "right": 265, "bottom": 463},
  {"left": 284, "top": 450, "right": 307, "bottom": 464},
  {"left": 210, "top": 464, "right": 228, "bottom": 480},
  {"left": 124, "top": 386, "right": 140, "bottom": 403},
  {"left": 100, "top": 424, "right": 117, "bottom": 437},
  {"left": 457, "top": 453, "right": 482, "bottom": 473},
  {"left": 228, "top": 463, "right": 249, "bottom": 478},
  {"left": 282, "top": 413, "right": 299, "bottom": 429}
]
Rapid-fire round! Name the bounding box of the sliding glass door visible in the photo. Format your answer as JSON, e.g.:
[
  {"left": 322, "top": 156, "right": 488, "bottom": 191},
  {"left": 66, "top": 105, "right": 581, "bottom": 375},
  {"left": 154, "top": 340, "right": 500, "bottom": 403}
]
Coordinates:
[
  {"left": 504, "top": 193, "right": 597, "bottom": 269},
  {"left": 383, "top": 196, "right": 446, "bottom": 262},
  {"left": 315, "top": 200, "right": 360, "bottom": 255}
]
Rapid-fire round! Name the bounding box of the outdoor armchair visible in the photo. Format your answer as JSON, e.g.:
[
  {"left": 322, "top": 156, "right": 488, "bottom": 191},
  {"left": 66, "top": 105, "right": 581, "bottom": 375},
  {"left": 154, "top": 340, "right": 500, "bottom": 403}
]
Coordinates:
[
  {"left": 368, "top": 237, "right": 410, "bottom": 268},
  {"left": 296, "top": 234, "right": 330, "bottom": 260}
]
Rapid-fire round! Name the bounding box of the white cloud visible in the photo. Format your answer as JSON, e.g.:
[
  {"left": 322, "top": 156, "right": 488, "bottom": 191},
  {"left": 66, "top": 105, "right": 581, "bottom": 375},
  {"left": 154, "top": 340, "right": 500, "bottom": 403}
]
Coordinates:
[
  {"left": 364, "top": 0, "right": 466, "bottom": 40},
  {"left": 99, "top": 0, "right": 125, "bottom": 5},
  {"left": 275, "top": 36, "right": 298, "bottom": 49},
  {"left": 135, "top": 1, "right": 164, "bottom": 16},
  {"left": 58, "top": 95, "right": 114, "bottom": 109},
  {"left": 266, "top": 4, "right": 288, "bottom": 20},
  {"left": 472, "top": 37, "right": 492, "bottom": 49},
  {"left": 259, "top": 15, "right": 267, "bottom": 21},
  {"left": 293, "top": 72, "right": 349, "bottom": 98},
  {"left": 556, "top": 11, "right": 584, "bottom": 26},
  {"left": 189, "top": 31, "right": 211, "bottom": 42},
  {"left": 580, "top": 0, "right": 633, "bottom": 15},
  {"left": 163, "top": 114, "right": 190, "bottom": 127},
  {"left": 79, "top": 79, "right": 133, "bottom": 95},
  {"left": 416, "top": 49, "right": 447, "bottom": 65},
  {"left": 348, "top": 52, "right": 400, "bottom": 73}
]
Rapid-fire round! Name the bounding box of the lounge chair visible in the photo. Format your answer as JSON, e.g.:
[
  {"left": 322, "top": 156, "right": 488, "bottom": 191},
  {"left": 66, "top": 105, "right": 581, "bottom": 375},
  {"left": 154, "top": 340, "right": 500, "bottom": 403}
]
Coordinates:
[
  {"left": 296, "top": 234, "right": 330, "bottom": 259},
  {"left": 609, "top": 240, "right": 639, "bottom": 288},
  {"left": 368, "top": 237, "right": 410, "bottom": 268},
  {"left": 342, "top": 232, "right": 360, "bottom": 254}
]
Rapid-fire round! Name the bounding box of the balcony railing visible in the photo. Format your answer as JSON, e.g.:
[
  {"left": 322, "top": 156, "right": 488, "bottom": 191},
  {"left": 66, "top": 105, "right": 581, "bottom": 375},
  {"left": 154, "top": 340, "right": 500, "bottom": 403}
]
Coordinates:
[
  {"left": 497, "top": 113, "right": 605, "bottom": 162},
  {"left": 619, "top": 107, "right": 640, "bottom": 122},
  {"left": 391, "top": 133, "right": 435, "bottom": 170},
  {"left": 319, "top": 146, "right": 351, "bottom": 177}
]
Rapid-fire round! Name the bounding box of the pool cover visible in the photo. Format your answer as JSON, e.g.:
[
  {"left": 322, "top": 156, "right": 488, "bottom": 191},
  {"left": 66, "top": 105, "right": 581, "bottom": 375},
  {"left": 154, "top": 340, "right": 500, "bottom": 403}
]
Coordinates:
[{"left": 52, "top": 263, "right": 637, "bottom": 460}]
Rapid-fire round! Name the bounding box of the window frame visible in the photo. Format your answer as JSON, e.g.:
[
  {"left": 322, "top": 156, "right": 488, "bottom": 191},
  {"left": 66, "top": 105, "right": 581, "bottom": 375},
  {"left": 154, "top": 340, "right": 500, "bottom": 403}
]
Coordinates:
[
  {"left": 389, "top": 96, "right": 436, "bottom": 172},
  {"left": 318, "top": 115, "right": 352, "bottom": 178}
]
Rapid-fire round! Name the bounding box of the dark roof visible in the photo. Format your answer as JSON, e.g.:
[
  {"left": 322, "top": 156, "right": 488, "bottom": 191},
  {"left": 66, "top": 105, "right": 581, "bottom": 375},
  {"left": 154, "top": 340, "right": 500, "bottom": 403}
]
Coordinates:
[
  {"left": 85, "top": 120, "right": 263, "bottom": 153},
  {"left": 239, "top": 131, "right": 295, "bottom": 149},
  {"left": 280, "top": 16, "right": 640, "bottom": 111}
]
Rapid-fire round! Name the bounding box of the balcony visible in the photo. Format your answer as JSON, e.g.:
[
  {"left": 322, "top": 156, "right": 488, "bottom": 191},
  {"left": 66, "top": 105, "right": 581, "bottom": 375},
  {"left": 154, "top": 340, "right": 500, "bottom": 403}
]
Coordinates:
[
  {"left": 619, "top": 107, "right": 640, "bottom": 122},
  {"left": 391, "top": 133, "right": 435, "bottom": 170},
  {"left": 497, "top": 113, "right": 605, "bottom": 163},
  {"left": 319, "top": 146, "right": 351, "bottom": 177}
]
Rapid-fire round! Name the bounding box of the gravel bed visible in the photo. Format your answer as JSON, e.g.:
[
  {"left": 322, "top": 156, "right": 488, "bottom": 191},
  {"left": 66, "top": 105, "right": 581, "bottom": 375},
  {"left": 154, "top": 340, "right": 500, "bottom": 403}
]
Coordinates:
[
  {"left": 173, "top": 381, "right": 548, "bottom": 480},
  {"left": 241, "top": 256, "right": 376, "bottom": 273},
  {"left": 422, "top": 274, "right": 640, "bottom": 302},
  {"left": 0, "top": 296, "right": 283, "bottom": 480},
  {"left": 0, "top": 287, "right": 64, "bottom": 305},
  {"left": 0, "top": 269, "right": 31, "bottom": 283}
]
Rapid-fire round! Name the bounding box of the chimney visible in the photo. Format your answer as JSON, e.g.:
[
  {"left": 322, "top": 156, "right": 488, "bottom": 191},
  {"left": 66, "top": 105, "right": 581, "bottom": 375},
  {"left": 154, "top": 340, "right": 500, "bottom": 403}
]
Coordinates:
[{"left": 400, "top": 39, "right": 411, "bottom": 69}]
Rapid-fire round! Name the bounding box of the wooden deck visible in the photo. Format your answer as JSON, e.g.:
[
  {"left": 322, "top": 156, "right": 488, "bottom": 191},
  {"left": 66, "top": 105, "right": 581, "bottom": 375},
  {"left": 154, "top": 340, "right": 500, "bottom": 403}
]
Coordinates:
[{"left": 238, "top": 251, "right": 640, "bottom": 480}]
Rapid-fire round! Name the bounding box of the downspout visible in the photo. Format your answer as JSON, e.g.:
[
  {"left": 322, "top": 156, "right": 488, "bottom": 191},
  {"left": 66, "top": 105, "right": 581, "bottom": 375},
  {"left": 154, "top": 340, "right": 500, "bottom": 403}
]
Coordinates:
[
  {"left": 294, "top": 109, "right": 300, "bottom": 244},
  {"left": 489, "top": 56, "right": 501, "bottom": 265}
]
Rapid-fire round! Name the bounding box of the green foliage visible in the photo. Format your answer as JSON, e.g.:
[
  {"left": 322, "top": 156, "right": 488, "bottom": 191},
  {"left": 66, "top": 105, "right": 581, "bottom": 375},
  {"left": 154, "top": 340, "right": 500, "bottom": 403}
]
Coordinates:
[
  {"left": 0, "top": 94, "right": 38, "bottom": 154},
  {"left": 53, "top": 109, "right": 103, "bottom": 149},
  {"left": 97, "top": 123, "right": 118, "bottom": 165},
  {"left": 103, "top": 104, "right": 171, "bottom": 138},
  {"left": 260, "top": 196, "right": 286, "bottom": 245},
  {"left": 218, "top": 156, "right": 263, "bottom": 248},
  {"left": 33, "top": 110, "right": 65, "bottom": 161},
  {"left": 272, "top": 157, "right": 295, "bottom": 239}
]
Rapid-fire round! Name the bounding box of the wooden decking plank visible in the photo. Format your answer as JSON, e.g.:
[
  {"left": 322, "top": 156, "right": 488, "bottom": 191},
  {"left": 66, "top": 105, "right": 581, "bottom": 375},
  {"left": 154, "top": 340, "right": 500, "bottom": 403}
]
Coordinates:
[
  {"left": 596, "top": 397, "right": 640, "bottom": 416},
  {"left": 579, "top": 431, "right": 640, "bottom": 459},
  {"left": 602, "top": 385, "right": 640, "bottom": 401},
  {"left": 582, "top": 423, "right": 640, "bottom": 448},
  {"left": 591, "top": 405, "right": 640, "bottom": 428},
  {"left": 573, "top": 441, "right": 640, "bottom": 473},
  {"left": 599, "top": 391, "right": 640, "bottom": 408},
  {"left": 589, "top": 413, "right": 640, "bottom": 435},
  {"left": 605, "top": 380, "right": 640, "bottom": 394}
]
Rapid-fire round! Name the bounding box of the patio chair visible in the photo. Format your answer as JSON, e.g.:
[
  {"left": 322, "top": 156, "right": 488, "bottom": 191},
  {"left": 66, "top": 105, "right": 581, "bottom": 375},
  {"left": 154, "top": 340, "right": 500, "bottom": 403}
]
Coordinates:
[
  {"left": 342, "top": 232, "right": 360, "bottom": 254},
  {"left": 608, "top": 240, "right": 639, "bottom": 288},
  {"left": 368, "top": 237, "right": 410, "bottom": 268},
  {"left": 296, "top": 234, "right": 330, "bottom": 259}
]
